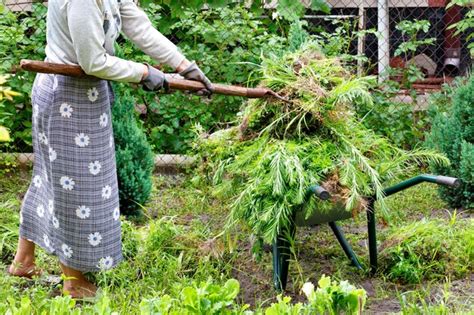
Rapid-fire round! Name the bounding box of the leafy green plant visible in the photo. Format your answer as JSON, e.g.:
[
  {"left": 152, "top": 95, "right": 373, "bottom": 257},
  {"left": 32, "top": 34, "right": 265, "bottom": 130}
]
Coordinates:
[
  {"left": 447, "top": 0, "right": 474, "bottom": 56},
  {"left": 426, "top": 76, "right": 474, "bottom": 209},
  {"left": 197, "top": 41, "right": 448, "bottom": 244},
  {"left": 112, "top": 86, "right": 155, "bottom": 217},
  {"left": 0, "top": 3, "right": 47, "bottom": 151},
  {"left": 380, "top": 216, "right": 474, "bottom": 284}
]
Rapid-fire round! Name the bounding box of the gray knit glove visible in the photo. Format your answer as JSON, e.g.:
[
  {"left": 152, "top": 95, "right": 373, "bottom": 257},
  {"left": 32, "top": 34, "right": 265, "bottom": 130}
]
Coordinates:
[
  {"left": 141, "top": 64, "right": 169, "bottom": 92},
  {"left": 179, "top": 61, "right": 214, "bottom": 96}
]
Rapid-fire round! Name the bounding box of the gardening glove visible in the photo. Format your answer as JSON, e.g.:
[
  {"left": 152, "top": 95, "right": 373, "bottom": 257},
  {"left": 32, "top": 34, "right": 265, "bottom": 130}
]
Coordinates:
[
  {"left": 179, "top": 61, "right": 214, "bottom": 97},
  {"left": 141, "top": 64, "right": 169, "bottom": 92}
]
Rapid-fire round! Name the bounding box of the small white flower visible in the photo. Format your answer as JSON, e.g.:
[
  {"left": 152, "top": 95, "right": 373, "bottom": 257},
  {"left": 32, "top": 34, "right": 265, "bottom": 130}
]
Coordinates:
[
  {"left": 52, "top": 216, "right": 59, "bottom": 229},
  {"left": 109, "top": 135, "right": 113, "bottom": 148},
  {"left": 88, "top": 161, "right": 102, "bottom": 176},
  {"left": 75, "top": 133, "right": 90, "bottom": 148},
  {"left": 301, "top": 282, "right": 315, "bottom": 299},
  {"left": 48, "top": 200, "right": 54, "bottom": 214},
  {"left": 52, "top": 76, "right": 58, "bottom": 91},
  {"left": 43, "top": 234, "right": 51, "bottom": 248},
  {"left": 99, "top": 113, "right": 108, "bottom": 127},
  {"left": 49, "top": 147, "right": 57, "bottom": 162},
  {"left": 98, "top": 256, "right": 114, "bottom": 270},
  {"left": 87, "top": 87, "right": 99, "bottom": 102},
  {"left": 37, "top": 205, "right": 45, "bottom": 218},
  {"left": 59, "top": 103, "right": 73, "bottom": 118},
  {"left": 60, "top": 176, "right": 75, "bottom": 191},
  {"left": 76, "top": 205, "right": 91, "bottom": 219},
  {"left": 33, "top": 175, "right": 42, "bottom": 188},
  {"left": 113, "top": 207, "right": 120, "bottom": 221},
  {"left": 88, "top": 232, "right": 102, "bottom": 247},
  {"left": 62, "top": 243, "right": 73, "bottom": 258},
  {"left": 38, "top": 132, "right": 48, "bottom": 145},
  {"left": 102, "top": 185, "right": 112, "bottom": 200}
]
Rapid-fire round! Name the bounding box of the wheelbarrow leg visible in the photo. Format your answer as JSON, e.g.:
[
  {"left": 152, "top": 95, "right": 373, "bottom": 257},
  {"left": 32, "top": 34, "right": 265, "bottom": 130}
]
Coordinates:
[
  {"left": 328, "top": 222, "right": 362, "bottom": 270},
  {"left": 272, "top": 221, "right": 296, "bottom": 292},
  {"left": 366, "top": 198, "right": 377, "bottom": 274}
]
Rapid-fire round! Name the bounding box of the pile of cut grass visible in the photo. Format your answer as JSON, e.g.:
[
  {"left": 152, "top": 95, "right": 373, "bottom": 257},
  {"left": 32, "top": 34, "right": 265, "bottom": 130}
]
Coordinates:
[{"left": 197, "top": 41, "right": 448, "bottom": 243}]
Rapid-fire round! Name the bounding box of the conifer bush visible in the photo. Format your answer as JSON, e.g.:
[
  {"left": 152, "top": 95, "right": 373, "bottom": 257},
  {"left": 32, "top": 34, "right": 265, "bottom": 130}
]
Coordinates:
[
  {"left": 112, "top": 87, "right": 154, "bottom": 217},
  {"left": 427, "top": 77, "right": 474, "bottom": 209}
]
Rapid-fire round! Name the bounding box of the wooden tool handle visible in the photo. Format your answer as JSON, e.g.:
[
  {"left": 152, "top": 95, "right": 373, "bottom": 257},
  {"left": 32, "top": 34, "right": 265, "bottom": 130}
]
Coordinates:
[{"left": 20, "top": 59, "right": 274, "bottom": 99}]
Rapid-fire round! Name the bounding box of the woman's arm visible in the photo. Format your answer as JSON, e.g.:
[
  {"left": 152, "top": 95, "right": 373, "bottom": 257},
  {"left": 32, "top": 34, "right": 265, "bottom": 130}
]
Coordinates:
[
  {"left": 67, "top": 0, "right": 147, "bottom": 83},
  {"left": 119, "top": 0, "right": 190, "bottom": 72}
]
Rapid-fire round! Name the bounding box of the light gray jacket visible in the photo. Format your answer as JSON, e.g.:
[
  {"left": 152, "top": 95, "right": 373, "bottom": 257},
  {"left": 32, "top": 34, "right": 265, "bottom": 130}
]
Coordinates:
[{"left": 45, "top": 0, "right": 185, "bottom": 82}]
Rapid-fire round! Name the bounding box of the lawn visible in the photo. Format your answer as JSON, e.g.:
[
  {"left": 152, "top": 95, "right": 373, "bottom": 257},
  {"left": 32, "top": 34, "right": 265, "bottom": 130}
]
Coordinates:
[{"left": 0, "top": 168, "right": 472, "bottom": 314}]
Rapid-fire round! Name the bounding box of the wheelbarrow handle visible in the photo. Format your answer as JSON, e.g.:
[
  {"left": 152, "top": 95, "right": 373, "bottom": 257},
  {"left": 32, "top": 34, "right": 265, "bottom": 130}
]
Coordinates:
[
  {"left": 308, "top": 185, "right": 331, "bottom": 201},
  {"left": 434, "top": 175, "right": 461, "bottom": 187}
]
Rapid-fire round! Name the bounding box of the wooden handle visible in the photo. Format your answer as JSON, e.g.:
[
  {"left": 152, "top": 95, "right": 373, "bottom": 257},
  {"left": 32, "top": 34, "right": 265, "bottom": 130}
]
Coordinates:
[{"left": 20, "top": 59, "right": 275, "bottom": 99}]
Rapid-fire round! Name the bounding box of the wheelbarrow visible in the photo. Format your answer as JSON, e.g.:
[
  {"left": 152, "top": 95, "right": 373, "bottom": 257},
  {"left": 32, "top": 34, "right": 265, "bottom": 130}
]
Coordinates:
[{"left": 272, "top": 174, "right": 461, "bottom": 291}]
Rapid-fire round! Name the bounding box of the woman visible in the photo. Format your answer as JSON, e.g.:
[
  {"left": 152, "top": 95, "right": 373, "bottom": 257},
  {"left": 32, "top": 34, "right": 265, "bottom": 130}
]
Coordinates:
[{"left": 8, "top": 0, "right": 212, "bottom": 298}]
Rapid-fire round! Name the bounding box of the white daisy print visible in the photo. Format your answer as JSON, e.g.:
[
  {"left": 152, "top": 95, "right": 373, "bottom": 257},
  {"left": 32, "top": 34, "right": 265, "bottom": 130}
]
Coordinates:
[
  {"left": 52, "top": 76, "right": 58, "bottom": 91},
  {"left": 43, "top": 234, "right": 51, "bottom": 248},
  {"left": 75, "top": 133, "right": 90, "bottom": 148},
  {"left": 89, "top": 161, "right": 102, "bottom": 176},
  {"left": 33, "top": 175, "right": 42, "bottom": 188},
  {"left": 48, "top": 200, "right": 54, "bottom": 214},
  {"left": 99, "top": 113, "right": 108, "bottom": 127},
  {"left": 113, "top": 207, "right": 120, "bottom": 221},
  {"left": 60, "top": 176, "right": 75, "bottom": 191},
  {"left": 102, "top": 185, "right": 112, "bottom": 200},
  {"left": 52, "top": 216, "right": 59, "bottom": 229},
  {"left": 49, "top": 147, "right": 57, "bottom": 162},
  {"left": 59, "top": 103, "right": 73, "bottom": 118},
  {"left": 76, "top": 205, "right": 91, "bottom": 219},
  {"left": 62, "top": 244, "right": 73, "bottom": 258},
  {"left": 37, "top": 205, "right": 45, "bottom": 218},
  {"left": 88, "top": 232, "right": 102, "bottom": 247},
  {"left": 38, "top": 132, "right": 48, "bottom": 145},
  {"left": 98, "top": 256, "right": 114, "bottom": 270},
  {"left": 87, "top": 87, "right": 99, "bottom": 102}
]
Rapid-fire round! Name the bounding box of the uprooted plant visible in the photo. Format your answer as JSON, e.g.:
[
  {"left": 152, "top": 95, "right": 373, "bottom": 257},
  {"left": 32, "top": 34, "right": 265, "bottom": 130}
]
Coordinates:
[{"left": 196, "top": 41, "right": 448, "bottom": 244}]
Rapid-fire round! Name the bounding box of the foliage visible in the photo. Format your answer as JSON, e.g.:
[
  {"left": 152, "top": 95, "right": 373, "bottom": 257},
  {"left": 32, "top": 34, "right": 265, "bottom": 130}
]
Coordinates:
[
  {"left": 120, "top": 4, "right": 288, "bottom": 153},
  {"left": 0, "top": 3, "right": 47, "bottom": 151},
  {"left": 112, "top": 86, "right": 155, "bottom": 217},
  {"left": 379, "top": 216, "right": 474, "bottom": 284},
  {"left": 426, "top": 76, "right": 474, "bottom": 209},
  {"left": 138, "top": 0, "right": 330, "bottom": 20},
  {"left": 447, "top": 0, "right": 474, "bottom": 56},
  {"left": 0, "top": 74, "right": 21, "bottom": 143},
  {"left": 197, "top": 42, "right": 448, "bottom": 243}
]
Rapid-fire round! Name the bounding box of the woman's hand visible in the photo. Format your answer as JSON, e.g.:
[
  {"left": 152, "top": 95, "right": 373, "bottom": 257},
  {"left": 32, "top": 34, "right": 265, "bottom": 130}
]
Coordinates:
[
  {"left": 141, "top": 64, "right": 168, "bottom": 92},
  {"left": 178, "top": 61, "right": 214, "bottom": 97}
]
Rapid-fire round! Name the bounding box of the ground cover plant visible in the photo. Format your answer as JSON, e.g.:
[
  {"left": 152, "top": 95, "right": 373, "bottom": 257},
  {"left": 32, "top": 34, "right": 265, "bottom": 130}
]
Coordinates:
[
  {"left": 0, "top": 170, "right": 472, "bottom": 314},
  {"left": 197, "top": 41, "right": 448, "bottom": 244}
]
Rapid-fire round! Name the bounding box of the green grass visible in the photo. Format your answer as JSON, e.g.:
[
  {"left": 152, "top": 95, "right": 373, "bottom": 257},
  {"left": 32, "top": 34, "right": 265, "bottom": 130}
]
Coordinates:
[{"left": 0, "top": 169, "right": 472, "bottom": 314}]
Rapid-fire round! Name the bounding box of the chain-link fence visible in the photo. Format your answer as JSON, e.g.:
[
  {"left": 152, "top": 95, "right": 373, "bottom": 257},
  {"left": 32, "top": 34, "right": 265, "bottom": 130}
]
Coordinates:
[{"left": 1, "top": 0, "right": 472, "bottom": 172}]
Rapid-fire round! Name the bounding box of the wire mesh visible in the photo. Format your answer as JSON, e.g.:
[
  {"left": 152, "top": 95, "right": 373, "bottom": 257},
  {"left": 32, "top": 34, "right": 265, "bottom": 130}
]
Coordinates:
[{"left": 0, "top": 0, "right": 472, "bottom": 172}]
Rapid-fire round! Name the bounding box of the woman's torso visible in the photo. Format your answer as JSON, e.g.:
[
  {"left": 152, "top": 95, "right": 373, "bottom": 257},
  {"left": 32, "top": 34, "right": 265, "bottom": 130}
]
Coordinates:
[{"left": 45, "top": 0, "right": 122, "bottom": 65}]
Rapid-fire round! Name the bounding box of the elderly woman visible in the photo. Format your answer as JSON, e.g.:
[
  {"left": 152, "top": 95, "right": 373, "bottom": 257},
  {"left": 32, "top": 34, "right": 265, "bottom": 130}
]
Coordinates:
[{"left": 8, "top": 0, "right": 212, "bottom": 298}]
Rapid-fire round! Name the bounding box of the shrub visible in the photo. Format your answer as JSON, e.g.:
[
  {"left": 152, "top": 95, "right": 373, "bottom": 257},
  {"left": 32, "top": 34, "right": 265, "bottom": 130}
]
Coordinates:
[
  {"left": 112, "top": 87, "right": 154, "bottom": 217},
  {"left": 0, "top": 4, "right": 47, "bottom": 151},
  {"left": 379, "top": 217, "right": 474, "bottom": 284},
  {"left": 426, "top": 76, "right": 474, "bottom": 209}
]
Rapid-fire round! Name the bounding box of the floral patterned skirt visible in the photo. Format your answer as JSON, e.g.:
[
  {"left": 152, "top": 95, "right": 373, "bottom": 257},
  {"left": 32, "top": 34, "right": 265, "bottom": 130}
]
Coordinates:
[{"left": 19, "top": 73, "right": 123, "bottom": 272}]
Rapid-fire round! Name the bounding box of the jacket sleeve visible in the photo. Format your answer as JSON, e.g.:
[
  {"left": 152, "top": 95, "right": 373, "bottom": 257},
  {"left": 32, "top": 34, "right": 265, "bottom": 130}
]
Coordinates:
[
  {"left": 67, "top": 0, "right": 146, "bottom": 83},
  {"left": 119, "top": 0, "right": 186, "bottom": 70}
]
